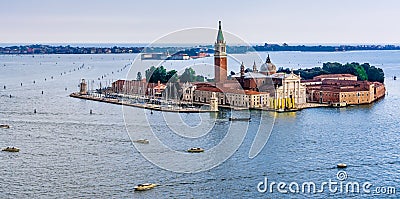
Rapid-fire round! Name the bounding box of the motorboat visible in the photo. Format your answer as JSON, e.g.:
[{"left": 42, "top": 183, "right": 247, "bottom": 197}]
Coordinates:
[
  {"left": 337, "top": 163, "right": 347, "bottom": 168},
  {"left": 134, "top": 183, "right": 157, "bottom": 191},
  {"left": 0, "top": 124, "right": 10, "bottom": 129},
  {"left": 2, "top": 147, "right": 20, "bottom": 152},
  {"left": 133, "top": 139, "right": 149, "bottom": 144},
  {"left": 187, "top": 147, "right": 204, "bottom": 153}
]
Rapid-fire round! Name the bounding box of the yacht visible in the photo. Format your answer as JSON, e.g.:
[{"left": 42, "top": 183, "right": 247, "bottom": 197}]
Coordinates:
[{"left": 2, "top": 147, "right": 20, "bottom": 152}]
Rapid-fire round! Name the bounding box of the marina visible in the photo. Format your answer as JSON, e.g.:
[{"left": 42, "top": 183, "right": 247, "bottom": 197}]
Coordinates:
[{"left": 69, "top": 93, "right": 217, "bottom": 113}]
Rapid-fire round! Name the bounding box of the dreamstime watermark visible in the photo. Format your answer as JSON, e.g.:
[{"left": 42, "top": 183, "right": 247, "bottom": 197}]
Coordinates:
[{"left": 257, "top": 171, "right": 396, "bottom": 195}]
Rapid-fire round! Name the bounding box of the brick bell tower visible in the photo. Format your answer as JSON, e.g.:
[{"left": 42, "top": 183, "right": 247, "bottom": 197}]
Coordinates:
[{"left": 214, "top": 21, "right": 227, "bottom": 83}]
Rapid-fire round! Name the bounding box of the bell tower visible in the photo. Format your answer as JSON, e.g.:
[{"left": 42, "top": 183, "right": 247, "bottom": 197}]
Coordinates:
[{"left": 214, "top": 21, "right": 227, "bottom": 83}]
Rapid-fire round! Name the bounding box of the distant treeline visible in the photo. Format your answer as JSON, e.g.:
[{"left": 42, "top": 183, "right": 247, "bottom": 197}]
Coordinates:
[
  {"left": 0, "top": 44, "right": 143, "bottom": 54},
  {"left": 2, "top": 43, "right": 400, "bottom": 55},
  {"left": 278, "top": 62, "right": 385, "bottom": 83},
  {"left": 254, "top": 43, "right": 400, "bottom": 52}
]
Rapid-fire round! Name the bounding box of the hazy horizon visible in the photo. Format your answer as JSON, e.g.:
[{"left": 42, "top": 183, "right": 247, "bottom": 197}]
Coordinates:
[
  {"left": 2, "top": 42, "right": 400, "bottom": 48},
  {"left": 2, "top": 0, "right": 400, "bottom": 44}
]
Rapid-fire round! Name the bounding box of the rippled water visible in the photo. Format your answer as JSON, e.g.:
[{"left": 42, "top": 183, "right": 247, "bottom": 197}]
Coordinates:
[{"left": 0, "top": 51, "right": 399, "bottom": 198}]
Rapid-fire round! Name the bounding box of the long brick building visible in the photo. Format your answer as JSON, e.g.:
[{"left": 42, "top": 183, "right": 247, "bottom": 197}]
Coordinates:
[{"left": 304, "top": 74, "right": 385, "bottom": 105}]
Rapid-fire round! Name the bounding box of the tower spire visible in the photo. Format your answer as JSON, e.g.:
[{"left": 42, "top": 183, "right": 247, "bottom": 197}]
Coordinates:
[
  {"left": 266, "top": 54, "right": 271, "bottom": 63},
  {"left": 240, "top": 62, "right": 245, "bottom": 77},
  {"left": 253, "top": 61, "right": 258, "bottom": 73},
  {"left": 217, "top": 21, "right": 224, "bottom": 43}
]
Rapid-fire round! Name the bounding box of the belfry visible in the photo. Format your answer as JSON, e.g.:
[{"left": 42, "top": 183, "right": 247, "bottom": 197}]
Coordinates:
[{"left": 214, "top": 21, "right": 227, "bottom": 83}]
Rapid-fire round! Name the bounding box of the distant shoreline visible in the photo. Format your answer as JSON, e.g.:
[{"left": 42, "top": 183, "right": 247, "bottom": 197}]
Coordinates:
[{"left": 1, "top": 44, "right": 400, "bottom": 55}]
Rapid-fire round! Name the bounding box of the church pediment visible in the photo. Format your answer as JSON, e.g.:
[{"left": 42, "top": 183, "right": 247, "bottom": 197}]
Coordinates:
[{"left": 284, "top": 73, "right": 300, "bottom": 80}]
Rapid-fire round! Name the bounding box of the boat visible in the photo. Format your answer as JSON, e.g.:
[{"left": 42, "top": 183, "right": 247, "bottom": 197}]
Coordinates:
[
  {"left": 2, "top": 147, "right": 20, "bottom": 152},
  {"left": 187, "top": 147, "right": 204, "bottom": 153},
  {"left": 277, "top": 109, "right": 298, "bottom": 113},
  {"left": 337, "top": 163, "right": 347, "bottom": 168},
  {"left": 134, "top": 183, "right": 157, "bottom": 191},
  {"left": 0, "top": 124, "right": 10, "bottom": 129},
  {"left": 332, "top": 102, "right": 347, "bottom": 108},
  {"left": 133, "top": 139, "right": 149, "bottom": 144},
  {"left": 229, "top": 117, "right": 250, "bottom": 121}
]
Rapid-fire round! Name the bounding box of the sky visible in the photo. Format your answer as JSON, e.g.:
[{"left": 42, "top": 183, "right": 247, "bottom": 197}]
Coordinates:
[{"left": 1, "top": 0, "right": 400, "bottom": 45}]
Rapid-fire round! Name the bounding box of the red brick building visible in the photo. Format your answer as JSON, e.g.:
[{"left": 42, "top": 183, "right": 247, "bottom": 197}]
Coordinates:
[
  {"left": 306, "top": 79, "right": 385, "bottom": 105},
  {"left": 111, "top": 79, "right": 166, "bottom": 97}
]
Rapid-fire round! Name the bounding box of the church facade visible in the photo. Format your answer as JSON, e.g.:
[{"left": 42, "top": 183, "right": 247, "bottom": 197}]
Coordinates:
[{"left": 182, "top": 21, "right": 307, "bottom": 110}]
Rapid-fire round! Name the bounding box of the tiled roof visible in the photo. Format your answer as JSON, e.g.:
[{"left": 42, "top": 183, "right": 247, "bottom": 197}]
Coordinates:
[{"left": 313, "top": 74, "right": 356, "bottom": 80}]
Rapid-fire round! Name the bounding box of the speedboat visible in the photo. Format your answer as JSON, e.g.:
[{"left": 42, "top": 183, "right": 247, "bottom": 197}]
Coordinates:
[
  {"left": 134, "top": 183, "right": 157, "bottom": 191},
  {"left": 187, "top": 147, "right": 204, "bottom": 153},
  {"left": 2, "top": 147, "right": 20, "bottom": 152},
  {"left": 0, "top": 124, "right": 10, "bottom": 129},
  {"left": 133, "top": 139, "right": 149, "bottom": 144},
  {"left": 337, "top": 163, "right": 347, "bottom": 168}
]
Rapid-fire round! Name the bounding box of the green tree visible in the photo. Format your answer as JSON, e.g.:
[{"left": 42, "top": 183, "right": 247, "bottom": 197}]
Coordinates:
[
  {"left": 352, "top": 64, "right": 368, "bottom": 81},
  {"left": 279, "top": 62, "right": 384, "bottom": 83},
  {"left": 166, "top": 70, "right": 178, "bottom": 82},
  {"left": 362, "top": 63, "right": 385, "bottom": 83},
  {"left": 136, "top": 71, "right": 142, "bottom": 81},
  {"left": 145, "top": 66, "right": 180, "bottom": 83},
  {"left": 180, "top": 67, "right": 196, "bottom": 82},
  {"left": 145, "top": 66, "right": 157, "bottom": 82},
  {"left": 195, "top": 75, "right": 205, "bottom": 82}
]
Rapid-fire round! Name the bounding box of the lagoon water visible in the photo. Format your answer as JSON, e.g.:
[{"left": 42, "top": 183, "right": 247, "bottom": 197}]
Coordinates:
[{"left": 0, "top": 51, "right": 399, "bottom": 198}]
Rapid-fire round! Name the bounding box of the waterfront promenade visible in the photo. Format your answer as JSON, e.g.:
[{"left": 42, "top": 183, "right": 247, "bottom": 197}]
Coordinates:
[{"left": 70, "top": 93, "right": 329, "bottom": 113}]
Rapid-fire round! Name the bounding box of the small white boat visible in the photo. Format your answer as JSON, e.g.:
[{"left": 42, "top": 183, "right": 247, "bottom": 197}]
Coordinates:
[
  {"left": 0, "top": 124, "right": 10, "bottom": 129},
  {"left": 229, "top": 117, "right": 250, "bottom": 121},
  {"left": 134, "top": 183, "right": 157, "bottom": 191},
  {"left": 337, "top": 163, "right": 347, "bottom": 168},
  {"left": 133, "top": 139, "right": 149, "bottom": 144},
  {"left": 187, "top": 147, "right": 204, "bottom": 153},
  {"left": 332, "top": 102, "right": 347, "bottom": 107},
  {"left": 2, "top": 147, "right": 20, "bottom": 152}
]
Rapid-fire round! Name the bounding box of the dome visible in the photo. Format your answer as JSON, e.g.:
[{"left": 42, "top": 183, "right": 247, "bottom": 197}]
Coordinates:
[{"left": 259, "top": 54, "right": 276, "bottom": 74}]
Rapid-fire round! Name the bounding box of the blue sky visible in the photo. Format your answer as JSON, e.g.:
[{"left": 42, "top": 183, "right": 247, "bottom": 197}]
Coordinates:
[{"left": 1, "top": 0, "right": 399, "bottom": 44}]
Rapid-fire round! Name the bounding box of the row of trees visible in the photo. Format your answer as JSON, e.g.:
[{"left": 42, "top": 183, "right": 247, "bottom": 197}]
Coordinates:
[
  {"left": 278, "top": 62, "right": 385, "bottom": 83},
  {"left": 144, "top": 66, "right": 178, "bottom": 83},
  {"left": 140, "top": 66, "right": 205, "bottom": 83}
]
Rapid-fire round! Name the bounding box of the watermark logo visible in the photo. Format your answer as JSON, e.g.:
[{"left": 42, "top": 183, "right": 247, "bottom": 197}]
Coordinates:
[
  {"left": 122, "top": 27, "right": 276, "bottom": 173},
  {"left": 336, "top": 171, "right": 348, "bottom": 181},
  {"left": 257, "top": 171, "right": 396, "bottom": 195}
]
